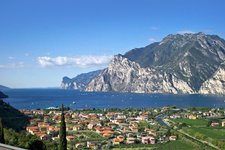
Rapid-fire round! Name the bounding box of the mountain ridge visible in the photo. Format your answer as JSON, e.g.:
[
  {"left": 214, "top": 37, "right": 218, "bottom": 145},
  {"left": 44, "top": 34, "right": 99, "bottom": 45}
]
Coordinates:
[
  {"left": 0, "top": 85, "right": 10, "bottom": 91},
  {"left": 62, "top": 32, "right": 225, "bottom": 95},
  {"left": 123, "top": 32, "right": 225, "bottom": 91},
  {"left": 0, "top": 91, "right": 8, "bottom": 98},
  {"left": 61, "top": 70, "right": 102, "bottom": 90}
]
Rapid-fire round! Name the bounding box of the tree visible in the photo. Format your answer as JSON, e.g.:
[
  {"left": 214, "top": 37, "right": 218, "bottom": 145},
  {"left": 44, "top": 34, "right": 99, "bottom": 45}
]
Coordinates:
[
  {"left": 59, "top": 104, "right": 67, "bottom": 150},
  {"left": 207, "top": 120, "right": 212, "bottom": 127},
  {"left": 28, "top": 139, "right": 46, "bottom": 150},
  {"left": 0, "top": 118, "right": 5, "bottom": 144}
]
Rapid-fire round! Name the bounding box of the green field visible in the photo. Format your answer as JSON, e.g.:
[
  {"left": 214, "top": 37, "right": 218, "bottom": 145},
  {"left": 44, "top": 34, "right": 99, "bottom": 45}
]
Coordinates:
[
  {"left": 155, "top": 140, "right": 197, "bottom": 150},
  {"left": 173, "top": 118, "right": 225, "bottom": 140},
  {"left": 172, "top": 119, "right": 208, "bottom": 127},
  {"left": 183, "top": 126, "right": 225, "bottom": 140},
  {"left": 112, "top": 139, "right": 203, "bottom": 150},
  {"left": 171, "top": 118, "right": 225, "bottom": 149}
]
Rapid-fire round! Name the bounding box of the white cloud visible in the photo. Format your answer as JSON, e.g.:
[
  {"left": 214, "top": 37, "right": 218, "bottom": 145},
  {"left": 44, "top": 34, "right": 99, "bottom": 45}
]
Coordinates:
[
  {"left": 8, "top": 56, "right": 15, "bottom": 60},
  {"left": 37, "top": 55, "right": 113, "bottom": 68},
  {"left": 177, "top": 30, "right": 195, "bottom": 34},
  {"left": 25, "top": 53, "right": 29, "bottom": 57},
  {"left": 0, "top": 62, "right": 25, "bottom": 69},
  {"left": 150, "top": 26, "right": 158, "bottom": 31},
  {"left": 149, "top": 38, "right": 157, "bottom": 43}
]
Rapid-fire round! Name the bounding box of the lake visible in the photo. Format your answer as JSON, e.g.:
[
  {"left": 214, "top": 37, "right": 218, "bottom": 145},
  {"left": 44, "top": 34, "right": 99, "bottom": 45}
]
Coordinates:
[{"left": 2, "top": 89, "right": 225, "bottom": 109}]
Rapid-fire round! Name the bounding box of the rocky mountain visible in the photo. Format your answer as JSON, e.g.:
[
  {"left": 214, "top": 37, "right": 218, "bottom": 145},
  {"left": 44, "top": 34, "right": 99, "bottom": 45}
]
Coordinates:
[
  {"left": 199, "top": 63, "right": 225, "bottom": 94},
  {"left": 61, "top": 70, "right": 102, "bottom": 90},
  {"left": 63, "top": 32, "right": 225, "bottom": 94},
  {"left": 85, "top": 55, "right": 194, "bottom": 93},
  {"left": 124, "top": 32, "right": 225, "bottom": 91}
]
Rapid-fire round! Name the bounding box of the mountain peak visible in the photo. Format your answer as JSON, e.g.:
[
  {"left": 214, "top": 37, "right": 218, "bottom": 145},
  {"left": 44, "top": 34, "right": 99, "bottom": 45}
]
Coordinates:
[
  {"left": 162, "top": 32, "right": 207, "bottom": 41},
  {"left": 63, "top": 33, "right": 225, "bottom": 94},
  {"left": 124, "top": 32, "right": 225, "bottom": 91}
]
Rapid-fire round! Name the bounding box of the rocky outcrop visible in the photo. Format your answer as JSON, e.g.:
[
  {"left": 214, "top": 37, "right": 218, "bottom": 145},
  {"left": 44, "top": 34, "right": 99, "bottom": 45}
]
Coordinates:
[
  {"left": 61, "top": 70, "right": 102, "bottom": 90},
  {"left": 85, "top": 55, "right": 194, "bottom": 94},
  {"left": 199, "top": 66, "right": 225, "bottom": 94}
]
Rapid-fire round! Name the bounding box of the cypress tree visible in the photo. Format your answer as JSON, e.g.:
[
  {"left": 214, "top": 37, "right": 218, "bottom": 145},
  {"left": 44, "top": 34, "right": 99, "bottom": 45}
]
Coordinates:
[
  {"left": 59, "top": 104, "right": 67, "bottom": 150},
  {"left": 0, "top": 118, "right": 5, "bottom": 144}
]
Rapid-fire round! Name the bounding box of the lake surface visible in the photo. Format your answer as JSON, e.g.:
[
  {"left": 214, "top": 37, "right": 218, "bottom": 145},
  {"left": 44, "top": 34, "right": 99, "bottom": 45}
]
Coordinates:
[{"left": 2, "top": 89, "right": 225, "bottom": 109}]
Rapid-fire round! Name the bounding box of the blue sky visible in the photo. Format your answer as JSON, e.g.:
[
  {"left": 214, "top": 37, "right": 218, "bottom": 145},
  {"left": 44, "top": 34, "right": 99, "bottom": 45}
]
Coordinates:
[{"left": 0, "top": 0, "right": 225, "bottom": 88}]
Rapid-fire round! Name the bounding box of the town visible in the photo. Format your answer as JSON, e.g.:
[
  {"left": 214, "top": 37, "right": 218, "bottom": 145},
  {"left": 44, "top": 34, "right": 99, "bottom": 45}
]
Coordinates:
[{"left": 22, "top": 107, "right": 225, "bottom": 150}]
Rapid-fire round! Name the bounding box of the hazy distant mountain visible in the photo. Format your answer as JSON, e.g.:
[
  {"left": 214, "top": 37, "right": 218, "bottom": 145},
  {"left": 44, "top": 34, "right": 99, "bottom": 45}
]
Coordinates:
[
  {"left": 0, "top": 85, "right": 10, "bottom": 90},
  {"left": 61, "top": 70, "right": 102, "bottom": 90},
  {"left": 63, "top": 32, "right": 225, "bottom": 94}
]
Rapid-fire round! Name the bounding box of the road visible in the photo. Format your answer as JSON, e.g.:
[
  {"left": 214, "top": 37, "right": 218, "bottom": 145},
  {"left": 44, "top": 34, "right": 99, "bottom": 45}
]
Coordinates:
[{"left": 155, "top": 113, "right": 170, "bottom": 128}]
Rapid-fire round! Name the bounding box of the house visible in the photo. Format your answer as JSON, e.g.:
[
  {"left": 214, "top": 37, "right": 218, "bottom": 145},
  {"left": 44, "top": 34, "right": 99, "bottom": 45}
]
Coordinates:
[
  {"left": 88, "top": 122, "right": 95, "bottom": 129},
  {"left": 106, "top": 112, "right": 115, "bottom": 119},
  {"left": 222, "top": 120, "right": 225, "bottom": 127},
  {"left": 73, "top": 124, "right": 82, "bottom": 131},
  {"left": 144, "top": 128, "right": 156, "bottom": 136},
  {"left": 211, "top": 122, "right": 220, "bottom": 127},
  {"left": 126, "top": 137, "right": 136, "bottom": 144},
  {"left": 46, "top": 126, "right": 54, "bottom": 132},
  {"left": 169, "top": 135, "right": 177, "bottom": 141},
  {"left": 141, "top": 136, "right": 156, "bottom": 144},
  {"left": 117, "top": 135, "right": 125, "bottom": 143},
  {"left": 95, "top": 126, "right": 112, "bottom": 133},
  {"left": 188, "top": 115, "right": 197, "bottom": 120},
  {"left": 38, "top": 122, "right": 50, "bottom": 128},
  {"left": 26, "top": 126, "right": 39, "bottom": 135},
  {"left": 75, "top": 143, "right": 85, "bottom": 149},
  {"left": 40, "top": 134, "right": 51, "bottom": 140},
  {"left": 112, "top": 138, "right": 120, "bottom": 145},
  {"left": 108, "top": 122, "right": 118, "bottom": 128},
  {"left": 129, "top": 125, "right": 138, "bottom": 133},
  {"left": 88, "top": 114, "right": 97, "bottom": 119},
  {"left": 116, "top": 114, "right": 126, "bottom": 119},
  {"left": 66, "top": 136, "right": 75, "bottom": 141},
  {"left": 102, "top": 131, "right": 114, "bottom": 137},
  {"left": 99, "top": 116, "right": 106, "bottom": 120},
  {"left": 87, "top": 141, "right": 99, "bottom": 149},
  {"left": 66, "top": 126, "right": 73, "bottom": 131},
  {"left": 136, "top": 115, "right": 148, "bottom": 121},
  {"left": 72, "top": 113, "right": 79, "bottom": 118}
]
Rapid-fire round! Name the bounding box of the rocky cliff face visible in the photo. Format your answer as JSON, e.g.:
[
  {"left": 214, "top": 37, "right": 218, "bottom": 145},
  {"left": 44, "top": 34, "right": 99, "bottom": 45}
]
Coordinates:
[
  {"left": 199, "top": 65, "right": 225, "bottom": 94},
  {"left": 85, "top": 55, "right": 194, "bottom": 93},
  {"left": 124, "top": 32, "right": 225, "bottom": 91},
  {"left": 63, "top": 32, "right": 225, "bottom": 94},
  {"left": 61, "top": 70, "right": 102, "bottom": 90}
]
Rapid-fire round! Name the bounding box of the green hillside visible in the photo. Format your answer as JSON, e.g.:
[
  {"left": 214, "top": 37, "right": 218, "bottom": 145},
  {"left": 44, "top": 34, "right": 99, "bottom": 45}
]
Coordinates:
[
  {"left": 0, "top": 91, "right": 8, "bottom": 98},
  {"left": 0, "top": 99, "right": 29, "bottom": 131}
]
